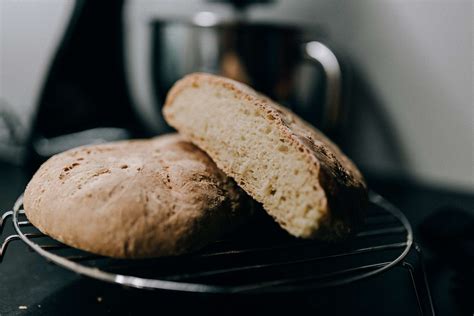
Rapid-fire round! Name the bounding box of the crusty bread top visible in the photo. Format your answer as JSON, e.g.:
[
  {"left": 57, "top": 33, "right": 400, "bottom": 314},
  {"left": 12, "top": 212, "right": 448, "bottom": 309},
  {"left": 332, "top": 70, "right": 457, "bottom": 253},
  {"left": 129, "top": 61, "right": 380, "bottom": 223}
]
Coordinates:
[
  {"left": 23, "top": 134, "right": 249, "bottom": 258},
  {"left": 164, "top": 73, "right": 367, "bottom": 239}
]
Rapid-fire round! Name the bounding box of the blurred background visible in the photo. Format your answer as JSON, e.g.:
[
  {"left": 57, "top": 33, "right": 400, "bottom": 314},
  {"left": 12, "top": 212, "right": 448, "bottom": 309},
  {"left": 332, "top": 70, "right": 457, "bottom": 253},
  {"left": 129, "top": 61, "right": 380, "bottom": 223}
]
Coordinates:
[
  {"left": 0, "top": 1, "right": 473, "bottom": 315},
  {"left": 0, "top": 0, "right": 472, "bottom": 191}
]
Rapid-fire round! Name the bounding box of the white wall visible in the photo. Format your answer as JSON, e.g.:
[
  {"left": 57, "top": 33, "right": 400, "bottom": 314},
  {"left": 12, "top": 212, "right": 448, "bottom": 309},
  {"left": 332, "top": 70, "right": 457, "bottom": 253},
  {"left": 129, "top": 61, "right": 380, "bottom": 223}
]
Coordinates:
[{"left": 0, "top": 0, "right": 73, "bottom": 137}]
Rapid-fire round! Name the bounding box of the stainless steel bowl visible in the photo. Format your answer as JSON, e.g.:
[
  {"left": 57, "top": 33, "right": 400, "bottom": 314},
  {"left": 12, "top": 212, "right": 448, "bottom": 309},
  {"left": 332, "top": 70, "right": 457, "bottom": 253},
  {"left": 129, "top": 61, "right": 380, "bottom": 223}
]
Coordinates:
[{"left": 129, "top": 12, "right": 343, "bottom": 133}]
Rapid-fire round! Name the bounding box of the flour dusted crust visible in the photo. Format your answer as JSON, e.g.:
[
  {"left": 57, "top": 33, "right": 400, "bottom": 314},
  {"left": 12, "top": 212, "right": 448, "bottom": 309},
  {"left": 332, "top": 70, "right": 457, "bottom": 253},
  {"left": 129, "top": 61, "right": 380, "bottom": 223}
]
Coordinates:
[
  {"left": 23, "top": 134, "right": 250, "bottom": 258},
  {"left": 163, "top": 73, "right": 367, "bottom": 239}
]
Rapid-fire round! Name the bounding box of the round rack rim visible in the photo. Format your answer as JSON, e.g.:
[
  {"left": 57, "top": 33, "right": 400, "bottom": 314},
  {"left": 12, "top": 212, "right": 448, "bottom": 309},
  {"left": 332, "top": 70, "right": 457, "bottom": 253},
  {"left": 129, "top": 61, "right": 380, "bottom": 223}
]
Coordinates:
[{"left": 12, "top": 191, "right": 413, "bottom": 293}]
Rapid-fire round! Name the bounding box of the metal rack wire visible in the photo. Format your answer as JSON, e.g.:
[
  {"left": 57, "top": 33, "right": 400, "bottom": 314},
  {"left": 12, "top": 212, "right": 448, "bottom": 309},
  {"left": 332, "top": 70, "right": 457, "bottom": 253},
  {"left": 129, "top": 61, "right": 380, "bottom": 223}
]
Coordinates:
[{"left": 0, "top": 192, "right": 434, "bottom": 314}]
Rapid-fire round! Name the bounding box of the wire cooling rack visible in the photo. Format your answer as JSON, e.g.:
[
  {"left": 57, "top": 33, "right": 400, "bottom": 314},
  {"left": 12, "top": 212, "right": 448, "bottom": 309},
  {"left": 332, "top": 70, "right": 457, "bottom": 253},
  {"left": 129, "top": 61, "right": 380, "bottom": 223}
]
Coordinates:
[{"left": 0, "top": 192, "right": 434, "bottom": 313}]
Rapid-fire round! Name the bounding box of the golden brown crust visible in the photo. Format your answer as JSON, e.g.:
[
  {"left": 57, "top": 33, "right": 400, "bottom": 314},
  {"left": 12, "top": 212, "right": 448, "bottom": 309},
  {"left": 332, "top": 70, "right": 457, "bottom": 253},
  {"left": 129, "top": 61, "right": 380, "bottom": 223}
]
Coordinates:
[
  {"left": 23, "top": 134, "right": 250, "bottom": 258},
  {"left": 164, "top": 73, "right": 367, "bottom": 239}
]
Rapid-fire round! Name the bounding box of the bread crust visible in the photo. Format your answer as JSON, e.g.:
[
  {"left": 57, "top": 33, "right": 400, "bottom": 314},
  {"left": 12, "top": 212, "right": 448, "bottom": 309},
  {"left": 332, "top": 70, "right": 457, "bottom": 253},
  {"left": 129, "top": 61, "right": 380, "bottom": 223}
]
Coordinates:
[
  {"left": 23, "top": 134, "right": 250, "bottom": 258},
  {"left": 164, "top": 73, "right": 367, "bottom": 239}
]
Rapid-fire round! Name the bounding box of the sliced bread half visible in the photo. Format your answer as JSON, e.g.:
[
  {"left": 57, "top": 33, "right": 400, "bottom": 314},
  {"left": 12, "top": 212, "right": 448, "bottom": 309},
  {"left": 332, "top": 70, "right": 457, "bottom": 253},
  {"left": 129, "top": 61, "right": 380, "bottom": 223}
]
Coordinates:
[{"left": 163, "top": 73, "right": 367, "bottom": 239}]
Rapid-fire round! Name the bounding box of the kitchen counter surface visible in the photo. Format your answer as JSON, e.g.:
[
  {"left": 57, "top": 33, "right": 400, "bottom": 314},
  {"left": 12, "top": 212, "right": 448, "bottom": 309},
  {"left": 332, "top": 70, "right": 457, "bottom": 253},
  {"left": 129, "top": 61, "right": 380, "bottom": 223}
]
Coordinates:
[{"left": 0, "top": 161, "right": 472, "bottom": 315}]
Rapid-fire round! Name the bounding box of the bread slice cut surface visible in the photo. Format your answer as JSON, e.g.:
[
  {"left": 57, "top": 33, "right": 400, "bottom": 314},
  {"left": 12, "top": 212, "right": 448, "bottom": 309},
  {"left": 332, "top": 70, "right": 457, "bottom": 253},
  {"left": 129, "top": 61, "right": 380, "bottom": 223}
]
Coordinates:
[{"left": 164, "top": 73, "right": 367, "bottom": 239}]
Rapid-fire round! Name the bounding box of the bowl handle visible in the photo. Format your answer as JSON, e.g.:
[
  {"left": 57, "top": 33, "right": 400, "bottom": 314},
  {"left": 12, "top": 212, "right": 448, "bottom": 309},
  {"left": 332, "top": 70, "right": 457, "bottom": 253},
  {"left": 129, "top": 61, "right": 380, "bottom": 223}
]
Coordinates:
[{"left": 302, "top": 41, "right": 342, "bottom": 132}]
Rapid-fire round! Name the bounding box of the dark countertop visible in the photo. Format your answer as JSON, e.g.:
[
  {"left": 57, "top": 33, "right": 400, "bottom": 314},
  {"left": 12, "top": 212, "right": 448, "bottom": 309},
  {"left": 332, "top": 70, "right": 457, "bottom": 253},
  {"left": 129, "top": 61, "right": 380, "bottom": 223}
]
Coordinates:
[{"left": 0, "top": 161, "right": 472, "bottom": 316}]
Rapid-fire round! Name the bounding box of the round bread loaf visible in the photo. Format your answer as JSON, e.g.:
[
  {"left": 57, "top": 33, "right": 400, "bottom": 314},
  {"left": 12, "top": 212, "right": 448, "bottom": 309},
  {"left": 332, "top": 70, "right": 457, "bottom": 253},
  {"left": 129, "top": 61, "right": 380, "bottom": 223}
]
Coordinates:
[
  {"left": 23, "top": 134, "right": 250, "bottom": 258},
  {"left": 163, "top": 73, "right": 367, "bottom": 240}
]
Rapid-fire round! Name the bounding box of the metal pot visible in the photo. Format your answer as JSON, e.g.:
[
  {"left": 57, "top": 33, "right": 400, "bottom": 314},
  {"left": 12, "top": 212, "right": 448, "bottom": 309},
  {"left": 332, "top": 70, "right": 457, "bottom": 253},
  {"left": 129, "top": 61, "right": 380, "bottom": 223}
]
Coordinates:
[{"left": 128, "top": 11, "right": 343, "bottom": 134}]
